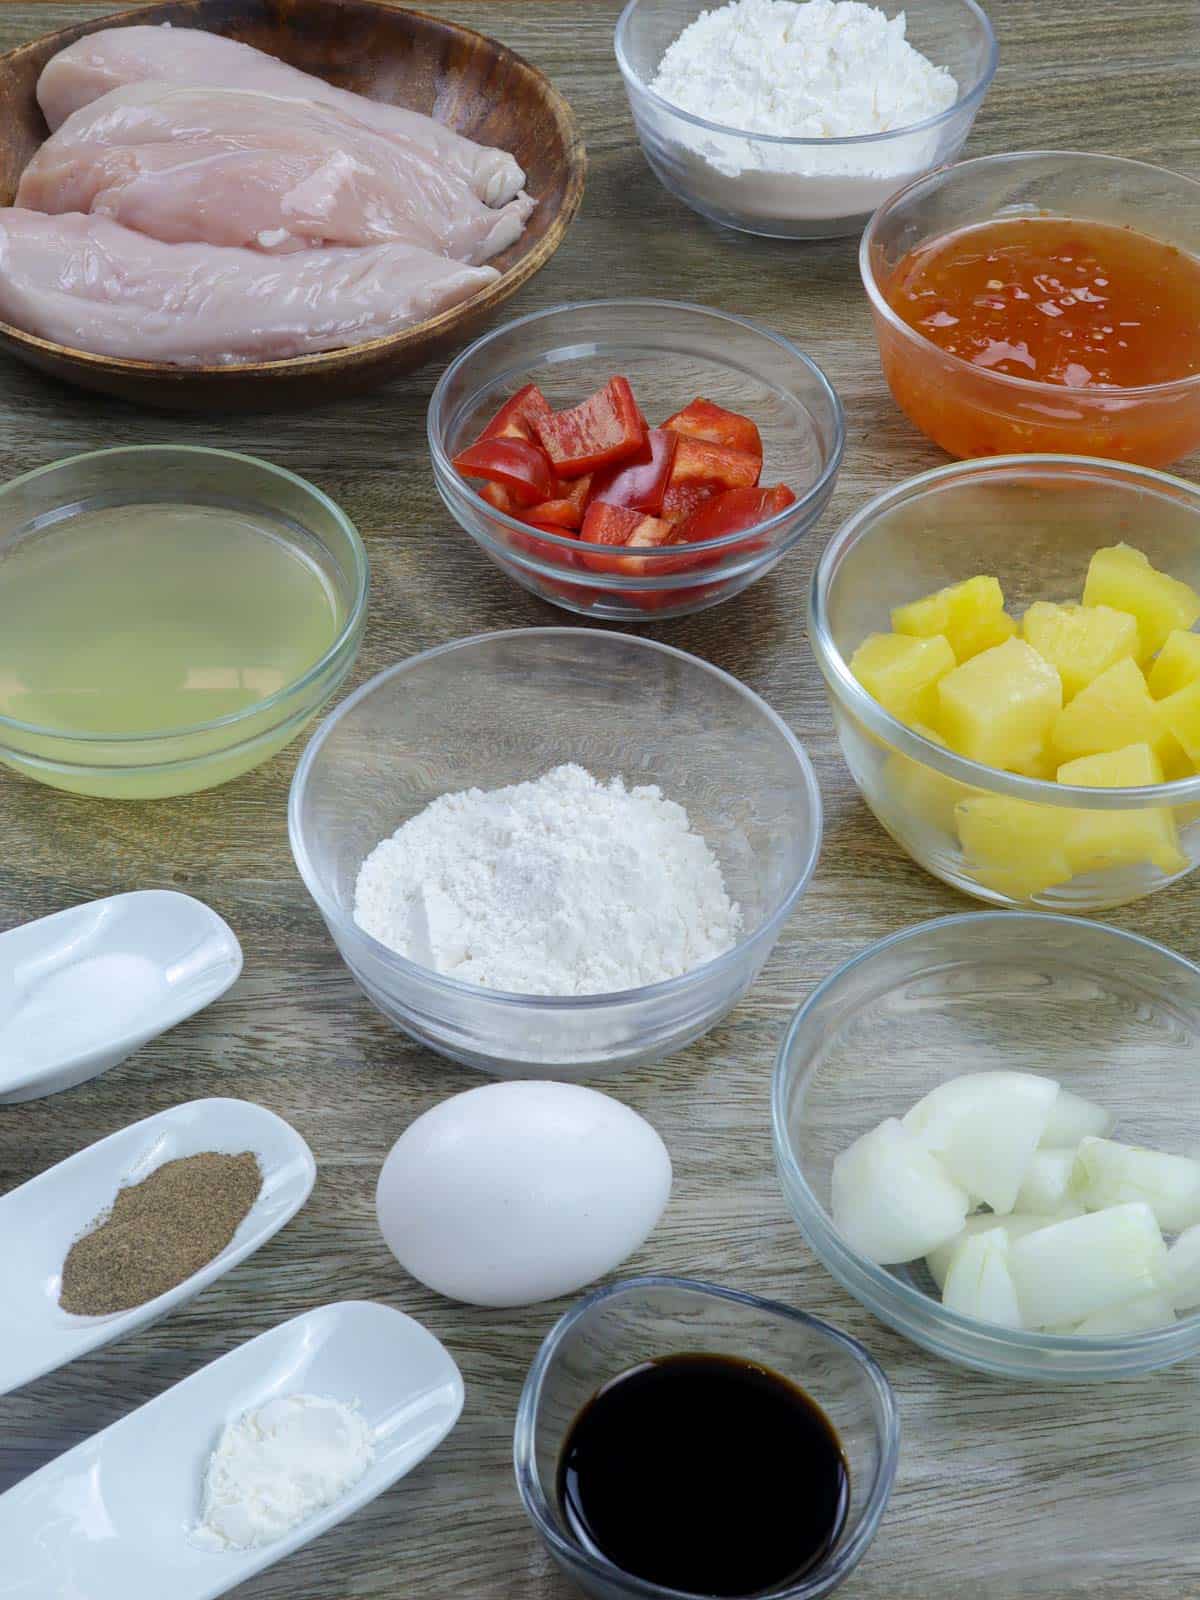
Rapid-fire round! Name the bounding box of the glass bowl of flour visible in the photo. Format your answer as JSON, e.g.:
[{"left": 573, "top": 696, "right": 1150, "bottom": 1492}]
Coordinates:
[
  {"left": 288, "top": 629, "right": 822, "bottom": 1077},
  {"left": 615, "top": 0, "right": 997, "bottom": 239}
]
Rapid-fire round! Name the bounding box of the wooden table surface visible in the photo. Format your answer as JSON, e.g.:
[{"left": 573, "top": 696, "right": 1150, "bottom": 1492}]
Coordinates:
[{"left": 2, "top": 0, "right": 1200, "bottom": 1594}]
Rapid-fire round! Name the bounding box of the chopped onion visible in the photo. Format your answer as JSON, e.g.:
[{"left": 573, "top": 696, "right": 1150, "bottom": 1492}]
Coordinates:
[
  {"left": 1009, "top": 1203, "right": 1168, "bottom": 1328},
  {"left": 1166, "top": 1223, "right": 1200, "bottom": 1311},
  {"left": 903, "top": 1071, "right": 1059, "bottom": 1215},
  {"left": 1072, "top": 1137, "right": 1200, "bottom": 1234},
  {"left": 926, "top": 1213, "right": 1067, "bottom": 1292},
  {"left": 831, "top": 1118, "right": 968, "bottom": 1265},
  {"left": 941, "top": 1227, "right": 1023, "bottom": 1329},
  {"left": 1072, "top": 1291, "right": 1176, "bottom": 1336},
  {"left": 1040, "top": 1088, "right": 1113, "bottom": 1148},
  {"left": 1013, "top": 1148, "right": 1081, "bottom": 1216}
]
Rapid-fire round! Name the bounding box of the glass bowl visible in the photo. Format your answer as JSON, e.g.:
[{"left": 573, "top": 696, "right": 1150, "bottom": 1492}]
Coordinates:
[
  {"left": 861, "top": 151, "right": 1200, "bottom": 465},
  {"left": 614, "top": 0, "right": 996, "bottom": 240},
  {"left": 772, "top": 913, "right": 1200, "bottom": 1381},
  {"left": 428, "top": 300, "right": 843, "bottom": 622},
  {"left": 288, "top": 629, "right": 822, "bottom": 1077},
  {"left": 0, "top": 446, "right": 367, "bottom": 800},
  {"left": 514, "top": 1276, "right": 899, "bottom": 1600},
  {"left": 810, "top": 453, "right": 1200, "bottom": 912}
]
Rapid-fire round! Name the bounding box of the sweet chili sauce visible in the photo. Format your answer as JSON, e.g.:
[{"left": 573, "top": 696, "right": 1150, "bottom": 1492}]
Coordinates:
[
  {"left": 886, "top": 217, "right": 1200, "bottom": 389},
  {"left": 871, "top": 216, "right": 1200, "bottom": 465}
]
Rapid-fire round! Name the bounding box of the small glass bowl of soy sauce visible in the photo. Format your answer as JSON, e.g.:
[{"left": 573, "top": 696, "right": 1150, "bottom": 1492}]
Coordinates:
[{"left": 514, "top": 1277, "right": 899, "bottom": 1600}]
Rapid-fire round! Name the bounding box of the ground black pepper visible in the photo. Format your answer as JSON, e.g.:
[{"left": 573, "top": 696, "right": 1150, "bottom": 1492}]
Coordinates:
[{"left": 59, "top": 1151, "right": 263, "bottom": 1316}]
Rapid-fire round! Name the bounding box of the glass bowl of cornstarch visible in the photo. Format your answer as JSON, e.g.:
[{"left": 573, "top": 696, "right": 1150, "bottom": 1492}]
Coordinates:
[
  {"left": 288, "top": 628, "right": 822, "bottom": 1077},
  {"left": 615, "top": 0, "right": 997, "bottom": 239}
]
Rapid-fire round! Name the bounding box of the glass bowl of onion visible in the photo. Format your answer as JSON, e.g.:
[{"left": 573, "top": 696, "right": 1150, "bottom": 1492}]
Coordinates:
[{"left": 772, "top": 912, "right": 1200, "bottom": 1381}]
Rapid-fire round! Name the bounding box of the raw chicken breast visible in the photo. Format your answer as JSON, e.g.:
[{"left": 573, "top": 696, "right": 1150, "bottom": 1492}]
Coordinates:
[
  {"left": 0, "top": 208, "right": 499, "bottom": 365},
  {"left": 19, "top": 84, "right": 535, "bottom": 263},
  {"left": 37, "top": 24, "right": 526, "bottom": 206}
]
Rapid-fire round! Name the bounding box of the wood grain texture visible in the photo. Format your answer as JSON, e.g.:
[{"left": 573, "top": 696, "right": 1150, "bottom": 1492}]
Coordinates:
[
  {"left": 0, "top": 0, "right": 585, "bottom": 408},
  {"left": 1, "top": 0, "right": 1199, "bottom": 1594}
]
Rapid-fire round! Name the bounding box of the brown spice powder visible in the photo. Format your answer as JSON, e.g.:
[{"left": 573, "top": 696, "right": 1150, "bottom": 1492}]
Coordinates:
[{"left": 60, "top": 1151, "right": 263, "bottom": 1316}]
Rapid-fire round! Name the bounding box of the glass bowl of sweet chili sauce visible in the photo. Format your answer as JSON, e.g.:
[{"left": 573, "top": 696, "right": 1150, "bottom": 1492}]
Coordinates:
[{"left": 861, "top": 151, "right": 1200, "bottom": 467}]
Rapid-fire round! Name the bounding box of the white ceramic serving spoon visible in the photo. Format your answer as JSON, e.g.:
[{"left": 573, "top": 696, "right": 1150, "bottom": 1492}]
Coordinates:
[
  {"left": 0, "top": 1096, "right": 315, "bottom": 1397},
  {"left": 0, "top": 1301, "right": 464, "bottom": 1600},
  {"left": 0, "top": 889, "right": 242, "bottom": 1102}
]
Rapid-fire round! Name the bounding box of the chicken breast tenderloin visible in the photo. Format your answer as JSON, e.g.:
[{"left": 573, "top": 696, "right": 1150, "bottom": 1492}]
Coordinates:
[
  {"left": 18, "top": 84, "right": 535, "bottom": 264},
  {"left": 0, "top": 208, "right": 499, "bottom": 365},
  {"left": 37, "top": 25, "right": 526, "bottom": 207}
]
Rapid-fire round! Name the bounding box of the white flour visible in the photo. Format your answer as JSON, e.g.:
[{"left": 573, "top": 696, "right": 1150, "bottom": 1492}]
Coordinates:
[
  {"left": 193, "top": 1394, "right": 374, "bottom": 1551},
  {"left": 649, "top": 0, "right": 959, "bottom": 221},
  {"left": 353, "top": 763, "right": 742, "bottom": 996}
]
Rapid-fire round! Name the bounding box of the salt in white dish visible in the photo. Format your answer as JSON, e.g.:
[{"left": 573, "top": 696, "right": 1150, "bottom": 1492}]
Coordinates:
[
  {"left": 0, "top": 1096, "right": 315, "bottom": 1397},
  {"left": 0, "top": 1300, "right": 464, "bottom": 1600},
  {"left": 0, "top": 890, "right": 242, "bottom": 1103}
]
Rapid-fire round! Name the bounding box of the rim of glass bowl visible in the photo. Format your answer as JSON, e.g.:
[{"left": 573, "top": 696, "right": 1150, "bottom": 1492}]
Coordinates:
[
  {"left": 614, "top": 0, "right": 997, "bottom": 149},
  {"left": 0, "top": 445, "right": 369, "bottom": 745},
  {"left": 427, "top": 298, "right": 846, "bottom": 581},
  {"left": 860, "top": 149, "right": 1200, "bottom": 402},
  {"left": 809, "top": 453, "right": 1200, "bottom": 808},
  {"left": 770, "top": 911, "right": 1200, "bottom": 1365},
  {"left": 288, "top": 627, "right": 823, "bottom": 1010},
  {"left": 513, "top": 1274, "right": 901, "bottom": 1600}
]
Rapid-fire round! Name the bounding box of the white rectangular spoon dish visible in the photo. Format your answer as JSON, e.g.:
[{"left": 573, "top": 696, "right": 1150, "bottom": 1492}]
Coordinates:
[
  {"left": 0, "top": 1096, "right": 315, "bottom": 1396},
  {"left": 0, "top": 890, "right": 242, "bottom": 1102},
  {"left": 0, "top": 1300, "right": 464, "bottom": 1600}
]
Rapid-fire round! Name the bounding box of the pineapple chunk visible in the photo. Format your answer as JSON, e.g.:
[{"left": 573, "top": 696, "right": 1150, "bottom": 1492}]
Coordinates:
[
  {"left": 893, "top": 575, "right": 1016, "bottom": 664},
  {"left": 1022, "top": 601, "right": 1137, "bottom": 701},
  {"left": 850, "top": 632, "right": 955, "bottom": 726},
  {"left": 1157, "top": 678, "right": 1200, "bottom": 766},
  {"left": 1148, "top": 628, "right": 1200, "bottom": 699},
  {"left": 1057, "top": 743, "right": 1186, "bottom": 876},
  {"left": 1083, "top": 544, "right": 1200, "bottom": 661},
  {"left": 955, "top": 794, "right": 1074, "bottom": 900},
  {"left": 936, "top": 638, "right": 1062, "bottom": 773},
  {"left": 1050, "top": 657, "right": 1171, "bottom": 763}
]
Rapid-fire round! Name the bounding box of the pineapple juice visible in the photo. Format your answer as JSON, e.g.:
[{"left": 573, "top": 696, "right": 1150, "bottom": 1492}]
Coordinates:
[{"left": 0, "top": 503, "right": 344, "bottom": 794}]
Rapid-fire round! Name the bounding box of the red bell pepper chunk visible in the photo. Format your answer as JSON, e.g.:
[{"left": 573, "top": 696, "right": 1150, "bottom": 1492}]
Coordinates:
[
  {"left": 653, "top": 484, "right": 797, "bottom": 578},
  {"left": 589, "top": 428, "right": 677, "bottom": 515},
  {"left": 660, "top": 481, "right": 717, "bottom": 529},
  {"left": 579, "top": 502, "right": 673, "bottom": 574},
  {"left": 479, "top": 382, "right": 553, "bottom": 444},
  {"left": 669, "top": 434, "right": 761, "bottom": 494},
  {"left": 452, "top": 436, "right": 557, "bottom": 507},
  {"left": 525, "top": 473, "right": 593, "bottom": 531},
  {"left": 675, "top": 483, "right": 797, "bottom": 543},
  {"left": 534, "top": 376, "right": 647, "bottom": 478},
  {"left": 580, "top": 502, "right": 641, "bottom": 546},
  {"left": 480, "top": 481, "right": 519, "bottom": 515},
  {"left": 663, "top": 396, "right": 763, "bottom": 462}
]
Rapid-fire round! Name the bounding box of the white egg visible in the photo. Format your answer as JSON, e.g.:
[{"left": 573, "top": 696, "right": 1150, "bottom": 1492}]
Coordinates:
[{"left": 375, "top": 1080, "right": 672, "bottom": 1308}]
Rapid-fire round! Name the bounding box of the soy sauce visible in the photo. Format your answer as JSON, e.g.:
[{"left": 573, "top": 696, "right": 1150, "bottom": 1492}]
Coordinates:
[{"left": 558, "top": 1353, "right": 849, "bottom": 1598}]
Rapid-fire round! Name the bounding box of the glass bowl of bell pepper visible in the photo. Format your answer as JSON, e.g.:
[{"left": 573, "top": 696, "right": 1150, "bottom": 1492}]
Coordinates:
[{"left": 428, "top": 299, "right": 844, "bottom": 619}]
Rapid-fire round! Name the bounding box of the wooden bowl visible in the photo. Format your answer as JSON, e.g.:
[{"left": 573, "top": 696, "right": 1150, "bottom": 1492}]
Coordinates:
[{"left": 0, "top": 0, "right": 586, "bottom": 411}]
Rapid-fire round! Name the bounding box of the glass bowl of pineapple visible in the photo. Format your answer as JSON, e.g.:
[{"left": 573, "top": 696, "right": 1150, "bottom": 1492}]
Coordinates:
[{"left": 810, "top": 454, "right": 1200, "bottom": 912}]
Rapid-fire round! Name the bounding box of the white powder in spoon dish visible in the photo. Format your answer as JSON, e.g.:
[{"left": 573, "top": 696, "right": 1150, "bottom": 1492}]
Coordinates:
[
  {"left": 647, "top": 0, "right": 960, "bottom": 223},
  {"left": 353, "top": 763, "right": 742, "bottom": 996},
  {"left": 193, "top": 1394, "right": 374, "bottom": 1552}
]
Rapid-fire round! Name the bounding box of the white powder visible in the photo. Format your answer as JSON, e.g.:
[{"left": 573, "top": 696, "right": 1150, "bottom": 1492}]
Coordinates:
[
  {"left": 648, "top": 0, "right": 959, "bottom": 221},
  {"left": 193, "top": 1394, "right": 374, "bottom": 1552},
  {"left": 353, "top": 763, "right": 742, "bottom": 996}
]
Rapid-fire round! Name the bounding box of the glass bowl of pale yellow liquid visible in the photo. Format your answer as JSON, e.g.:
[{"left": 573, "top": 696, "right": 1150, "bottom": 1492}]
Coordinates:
[{"left": 0, "top": 446, "right": 368, "bottom": 799}]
